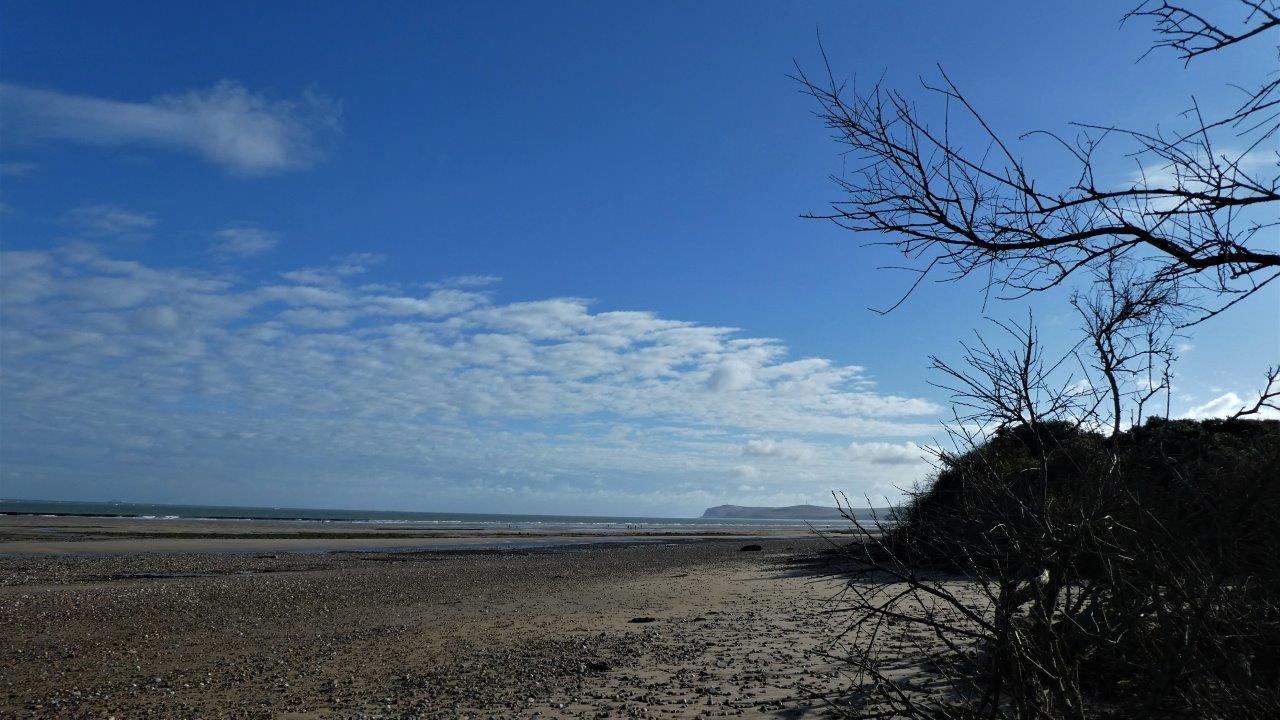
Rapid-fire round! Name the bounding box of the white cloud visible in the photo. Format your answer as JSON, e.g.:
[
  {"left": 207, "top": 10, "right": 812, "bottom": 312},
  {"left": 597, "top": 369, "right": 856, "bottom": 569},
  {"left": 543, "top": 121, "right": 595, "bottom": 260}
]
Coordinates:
[
  {"left": 1125, "top": 149, "right": 1277, "bottom": 215},
  {"left": 257, "top": 284, "right": 351, "bottom": 308},
  {"left": 731, "top": 465, "right": 760, "bottom": 479},
  {"left": 1182, "top": 384, "right": 1280, "bottom": 420},
  {"left": 278, "top": 307, "right": 355, "bottom": 328},
  {"left": 430, "top": 274, "right": 502, "bottom": 289},
  {"left": 128, "top": 305, "right": 181, "bottom": 334},
  {"left": 742, "top": 438, "right": 816, "bottom": 462},
  {"left": 213, "top": 227, "right": 278, "bottom": 256},
  {"left": 0, "top": 81, "right": 338, "bottom": 175},
  {"left": 281, "top": 253, "right": 382, "bottom": 285},
  {"left": 848, "top": 441, "right": 928, "bottom": 466},
  {"left": 1237, "top": 149, "right": 1277, "bottom": 173},
  {"left": 1183, "top": 393, "right": 1247, "bottom": 419},
  {"left": 66, "top": 204, "right": 156, "bottom": 238},
  {"left": 706, "top": 358, "right": 755, "bottom": 392},
  {"left": 0, "top": 162, "right": 36, "bottom": 177},
  {"left": 367, "top": 289, "right": 487, "bottom": 317},
  {"left": 0, "top": 246, "right": 943, "bottom": 514}
]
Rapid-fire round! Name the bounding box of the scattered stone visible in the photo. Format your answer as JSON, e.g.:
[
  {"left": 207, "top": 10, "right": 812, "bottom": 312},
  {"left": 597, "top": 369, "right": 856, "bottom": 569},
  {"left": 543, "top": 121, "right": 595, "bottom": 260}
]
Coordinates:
[
  {"left": 739, "top": 544, "right": 763, "bottom": 552},
  {"left": 0, "top": 537, "right": 843, "bottom": 717}
]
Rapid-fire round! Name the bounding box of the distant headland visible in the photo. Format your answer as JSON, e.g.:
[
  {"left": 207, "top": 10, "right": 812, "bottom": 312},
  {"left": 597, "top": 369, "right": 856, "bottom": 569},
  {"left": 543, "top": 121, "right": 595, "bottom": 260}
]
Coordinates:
[{"left": 701, "top": 504, "right": 846, "bottom": 520}]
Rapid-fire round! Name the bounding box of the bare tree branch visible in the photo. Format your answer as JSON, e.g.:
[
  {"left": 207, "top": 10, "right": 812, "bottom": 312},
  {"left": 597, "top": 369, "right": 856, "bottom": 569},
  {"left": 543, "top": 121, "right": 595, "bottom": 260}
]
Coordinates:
[
  {"left": 798, "top": 1, "right": 1280, "bottom": 322},
  {"left": 1229, "top": 365, "right": 1280, "bottom": 418}
]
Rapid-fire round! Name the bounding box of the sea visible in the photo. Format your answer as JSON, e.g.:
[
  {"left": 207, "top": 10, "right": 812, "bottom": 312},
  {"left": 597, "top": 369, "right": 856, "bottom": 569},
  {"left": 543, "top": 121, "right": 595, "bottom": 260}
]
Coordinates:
[{"left": 0, "top": 498, "right": 882, "bottom": 534}]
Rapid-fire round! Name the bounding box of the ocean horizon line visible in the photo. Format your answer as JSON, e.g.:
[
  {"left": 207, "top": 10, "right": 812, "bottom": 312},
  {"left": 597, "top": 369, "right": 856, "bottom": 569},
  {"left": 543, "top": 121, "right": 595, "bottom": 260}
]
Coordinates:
[{"left": 0, "top": 497, "right": 881, "bottom": 527}]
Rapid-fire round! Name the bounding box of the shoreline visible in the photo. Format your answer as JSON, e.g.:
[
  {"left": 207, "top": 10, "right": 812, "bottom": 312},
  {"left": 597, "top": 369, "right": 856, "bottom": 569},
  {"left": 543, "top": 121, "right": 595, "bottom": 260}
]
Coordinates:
[
  {"left": 0, "top": 500, "right": 859, "bottom": 526},
  {"left": 0, "top": 515, "right": 844, "bottom": 557}
]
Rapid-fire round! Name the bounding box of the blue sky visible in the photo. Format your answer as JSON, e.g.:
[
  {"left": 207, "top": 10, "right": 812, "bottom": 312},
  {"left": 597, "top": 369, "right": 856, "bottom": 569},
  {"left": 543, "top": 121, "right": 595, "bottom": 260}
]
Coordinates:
[{"left": 2, "top": 1, "right": 1276, "bottom": 516}]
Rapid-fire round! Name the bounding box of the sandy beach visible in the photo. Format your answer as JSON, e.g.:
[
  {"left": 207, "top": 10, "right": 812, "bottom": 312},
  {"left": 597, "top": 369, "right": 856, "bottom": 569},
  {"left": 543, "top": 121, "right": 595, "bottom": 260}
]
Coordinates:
[{"left": 0, "top": 521, "right": 862, "bottom": 718}]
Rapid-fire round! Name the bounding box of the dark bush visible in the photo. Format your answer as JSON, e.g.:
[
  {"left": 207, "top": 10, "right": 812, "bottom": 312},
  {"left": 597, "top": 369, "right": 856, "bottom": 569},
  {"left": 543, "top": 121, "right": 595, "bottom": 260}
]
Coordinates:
[
  {"left": 893, "top": 419, "right": 1280, "bottom": 568},
  {"left": 876, "top": 417, "right": 1280, "bottom": 717}
]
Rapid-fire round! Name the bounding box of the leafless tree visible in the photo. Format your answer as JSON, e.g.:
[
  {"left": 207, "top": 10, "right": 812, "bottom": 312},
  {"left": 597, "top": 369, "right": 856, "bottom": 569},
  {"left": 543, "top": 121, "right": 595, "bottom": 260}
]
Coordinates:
[
  {"left": 1229, "top": 364, "right": 1280, "bottom": 418},
  {"left": 797, "top": 0, "right": 1279, "bottom": 325},
  {"left": 800, "top": 4, "right": 1280, "bottom": 718},
  {"left": 816, "top": 317, "right": 1280, "bottom": 719},
  {"left": 1070, "top": 263, "right": 1180, "bottom": 435}
]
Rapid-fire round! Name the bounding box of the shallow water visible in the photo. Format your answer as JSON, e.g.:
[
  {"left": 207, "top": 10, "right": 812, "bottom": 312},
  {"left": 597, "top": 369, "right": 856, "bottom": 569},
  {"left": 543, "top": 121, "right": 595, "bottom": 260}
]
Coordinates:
[{"left": 1, "top": 498, "right": 883, "bottom": 534}]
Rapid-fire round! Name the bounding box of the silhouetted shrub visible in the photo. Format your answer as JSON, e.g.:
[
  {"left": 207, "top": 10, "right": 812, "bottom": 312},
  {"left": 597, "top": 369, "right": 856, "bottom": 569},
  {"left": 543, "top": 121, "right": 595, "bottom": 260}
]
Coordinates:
[{"left": 865, "top": 417, "right": 1280, "bottom": 718}]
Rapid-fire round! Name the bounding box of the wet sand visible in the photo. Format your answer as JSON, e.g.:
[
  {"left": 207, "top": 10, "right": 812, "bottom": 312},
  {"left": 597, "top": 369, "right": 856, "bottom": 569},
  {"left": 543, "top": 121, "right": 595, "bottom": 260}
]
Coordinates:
[
  {"left": 0, "top": 534, "right": 862, "bottom": 718},
  {"left": 0, "top": 515, "right": 827, "bottom": 556}
]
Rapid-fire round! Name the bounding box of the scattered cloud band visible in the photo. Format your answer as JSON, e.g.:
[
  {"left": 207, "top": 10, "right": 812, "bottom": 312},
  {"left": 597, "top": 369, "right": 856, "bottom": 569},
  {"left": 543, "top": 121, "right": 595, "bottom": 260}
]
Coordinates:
[
  {"left": 0, "top": 246, "right": 940, "bottom": 513},
  {"left": 0, "top": 81, "right": 338, "bottom": 175}
]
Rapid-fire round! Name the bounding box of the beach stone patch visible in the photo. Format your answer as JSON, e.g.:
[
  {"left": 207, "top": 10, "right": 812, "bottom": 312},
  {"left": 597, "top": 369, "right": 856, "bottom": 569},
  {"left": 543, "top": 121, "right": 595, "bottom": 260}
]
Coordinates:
[
  {"left": 377, "top": 633, "right": 654, "bottom": 714},
  {"left": 0, "top": 539, "right": 847, "bottom": 719}
]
